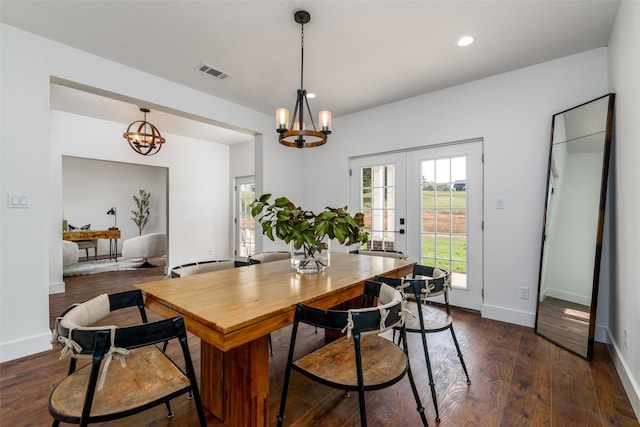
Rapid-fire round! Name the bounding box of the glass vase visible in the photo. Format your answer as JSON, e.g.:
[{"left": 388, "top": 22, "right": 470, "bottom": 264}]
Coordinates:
[{"left": 290, "top": 238, "right": 330, "bottom": 274}]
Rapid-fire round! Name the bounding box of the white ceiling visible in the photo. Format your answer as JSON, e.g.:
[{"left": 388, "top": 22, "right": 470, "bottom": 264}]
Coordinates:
[{"left": 1, "top": 0, "right": 621, "bottom": 144}]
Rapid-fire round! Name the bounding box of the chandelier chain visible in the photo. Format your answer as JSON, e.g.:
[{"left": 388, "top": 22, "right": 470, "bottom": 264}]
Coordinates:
[{"left": 300, "top": 21, "right": 305, "bottom": 93}]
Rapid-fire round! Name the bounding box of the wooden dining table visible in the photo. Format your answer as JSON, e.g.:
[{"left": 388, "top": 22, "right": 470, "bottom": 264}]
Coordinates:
[{"left": 136, "top": 252, "right": 415, "bottom": 426}]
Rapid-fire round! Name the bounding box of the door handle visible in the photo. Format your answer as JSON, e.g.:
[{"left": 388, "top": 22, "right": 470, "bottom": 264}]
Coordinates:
[{"left": 393, "top": 229, "right": 405, "bottom": 234}]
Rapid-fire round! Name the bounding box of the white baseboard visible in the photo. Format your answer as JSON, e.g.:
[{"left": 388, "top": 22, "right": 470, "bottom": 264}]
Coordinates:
[
  {"left": 607, "top": 331, "right": 640, "bottom": 422},
  {"left": 0, "top": 332, "right": 52, "bottom": 363},
  {"left": 595, "top": 323, "right": 609, "bottom": 343},
  {"left": 481, "top": 304, "right": 535, "bottom": 327},
  {"left": 482, "top": 304, "right": 610, "bottom": 343},
  {"left": 545, "top": 287, "right": 591, "bottom": 306},
  {"left": 49, "top": 281, "right": 65, "bottom": 294}
]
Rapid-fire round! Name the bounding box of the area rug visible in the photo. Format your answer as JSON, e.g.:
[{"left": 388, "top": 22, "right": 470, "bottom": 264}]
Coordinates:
[{"left": 63, "top": 258, "right": 147, "bottom": 276}]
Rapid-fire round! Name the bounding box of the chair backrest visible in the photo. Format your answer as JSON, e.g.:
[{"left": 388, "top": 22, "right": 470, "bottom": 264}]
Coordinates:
[
  {"left": 247, "top": 251, "right": 290, "bottom": 264},
  {"left": 295, "top": 281, "right": 404, "bottom": 338},
  {"left": 350, "top": 249, "right": 408, "bottom": 259},
  {"left": 411, "top": 264, "right": 450, "bottom": 297},
  {"left": 50, "top": 289, "right": 205, "bottom": 425},
  {"left": 170, "top": 259, "right": 237, "bottom": 278},
  {"left": 375, "top": 273, "right": 449, "bottom": 305},
  {"left": 53, "top": 290, "right": 149, "bottom": 358},
  {"left": 373, "top": 275, "right": 426, "bottom": 298}
]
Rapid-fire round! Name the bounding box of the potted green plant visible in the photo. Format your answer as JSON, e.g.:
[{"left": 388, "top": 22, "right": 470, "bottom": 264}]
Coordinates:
[
  {"left": 250, "top": 194, "right": 369, "bottom": 273},
  {"left": 131, "top": 189, "right": 150, "bottom": 236}
]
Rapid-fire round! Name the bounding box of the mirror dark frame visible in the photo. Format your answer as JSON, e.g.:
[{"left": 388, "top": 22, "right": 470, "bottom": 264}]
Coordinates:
[{"left": 534, "top": 93, "right": 615, "bottom": 360}]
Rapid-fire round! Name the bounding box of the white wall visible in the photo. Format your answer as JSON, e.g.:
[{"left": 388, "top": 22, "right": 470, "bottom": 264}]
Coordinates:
[
  {"left": 50, "top": 109, "right": 231, "bottom": 283},
  {"left": 229, "top": 141, "right": 256, "bottom": 255},
  {"left": 62, "top": 157, "right": 167, "bottom": 252},
  {"left": 0, "top": 24, "right": 283, "bottom": 362},
  {"left": 230, "top": 141, "right": 255, "bottom": 180},
  {"left": 301, "top": 48, "right": 610, "bottom": 328},
  {"left": 607, "top": 0, "right": 640, "bottom": 417},
  {"left": 542, "top": 151, "right": 604, "bottom": 305}
]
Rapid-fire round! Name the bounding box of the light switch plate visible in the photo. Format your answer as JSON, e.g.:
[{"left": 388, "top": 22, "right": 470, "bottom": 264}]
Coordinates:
[{"left": 8, "top": 193, "right": 29, "bottom": 208}]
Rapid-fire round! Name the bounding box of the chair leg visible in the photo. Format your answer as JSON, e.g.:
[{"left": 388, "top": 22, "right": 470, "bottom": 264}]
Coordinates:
[
  {"left": 165, "top": 401, "right": 174, "bottom": 418},
  {"left": 357, "top": 390, "right": 367, "bottom": 427},
  {"left": 277, "top": 337, "right": 295, "bottom": 426},
  {"left": 449, "top": 326, "right": 471, "bottom": 385},
  {"left": 419, "top": 331, "right": 440, "bottom": 422},
  {"left": 268, "top": 333, "right": 274, "bottom": 356},
  {"left": 277, "top": 368, "right": 291, "bottom": 426},
  {"left": 51, "top": 420, "right": 60, "bottom": 427},
  {"left": 401, "top": 331, "right": 429, "bottom": 426}
]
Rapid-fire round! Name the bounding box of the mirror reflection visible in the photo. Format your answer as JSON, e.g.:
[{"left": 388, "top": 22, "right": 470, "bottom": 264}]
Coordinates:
[{"left": 535, "top": 94, "right": 614, "bottom": 360}]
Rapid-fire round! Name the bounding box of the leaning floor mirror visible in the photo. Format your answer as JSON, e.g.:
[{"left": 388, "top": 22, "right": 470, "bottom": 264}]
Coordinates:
[{"left": 535, "top": 93, "right": 615, "bottom": 360}]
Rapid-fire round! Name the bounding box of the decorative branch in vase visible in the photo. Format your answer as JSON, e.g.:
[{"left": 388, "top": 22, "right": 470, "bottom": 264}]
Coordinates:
[
  {"left": 131, "top": 189, "right": 150, "bottom": 236},
  {"left": 250, "top": 194, "right": 369, "bottom": 273}
]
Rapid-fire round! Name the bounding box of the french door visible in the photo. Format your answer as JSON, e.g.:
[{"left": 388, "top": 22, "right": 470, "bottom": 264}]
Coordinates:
[
  {"left": 350, "top": 140, "right": 483, "bottom": 310},
  {"left": 350, "top": 152, "right": 408, "bottom": 254},
  {"left": 235, "top": 176, "right": 256, "bottom": 259}
]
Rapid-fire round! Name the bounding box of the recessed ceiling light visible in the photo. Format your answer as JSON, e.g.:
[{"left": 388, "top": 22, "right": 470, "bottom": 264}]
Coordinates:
[
  {"left": 457, "top": 36, "right": 474, "bottom": 47},
  {"left": 306, "top": 92, "right": 316, "bottom": 99}
]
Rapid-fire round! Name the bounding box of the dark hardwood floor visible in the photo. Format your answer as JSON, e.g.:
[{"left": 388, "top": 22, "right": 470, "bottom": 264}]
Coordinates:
[{"left": 1, "top": 258, "right": 638, "bottom": 426}]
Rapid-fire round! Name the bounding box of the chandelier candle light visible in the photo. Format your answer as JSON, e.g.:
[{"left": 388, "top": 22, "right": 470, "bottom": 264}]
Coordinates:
[
  {"left": 276, "top": 10, "right": 331, "bottom": 148},
  {"left": 123, "top": 108, "right": 165, "bottom": 156}
]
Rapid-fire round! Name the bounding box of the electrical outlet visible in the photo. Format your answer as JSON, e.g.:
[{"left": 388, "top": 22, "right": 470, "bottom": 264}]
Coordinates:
[
  {"left": 624, "top": 328, "right": 628, "bottom": 348},
  {"left": 519, "top": 287, "right": 529, "bottom": 300}
]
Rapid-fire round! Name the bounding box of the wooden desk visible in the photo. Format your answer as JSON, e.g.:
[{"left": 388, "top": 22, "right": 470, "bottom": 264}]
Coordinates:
[
  {"left": 136, "top": 252, "right": 414, "bottom": 426},
  {"left": 63, "top": 229, "right": 121, "bottom": 261}
]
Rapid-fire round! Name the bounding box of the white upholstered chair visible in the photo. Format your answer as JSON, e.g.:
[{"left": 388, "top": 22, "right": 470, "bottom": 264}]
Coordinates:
[
  {"left": 121, "top": 232, "right": 166, "bottom": 268},
  {"left": 62, "top": 241, "right": 80, "bottom": 266}
]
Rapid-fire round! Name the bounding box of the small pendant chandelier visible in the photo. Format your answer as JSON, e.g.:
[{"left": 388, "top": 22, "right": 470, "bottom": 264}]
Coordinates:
[
  {"left": 276, "top": 10, "right": 331, "bottom": 149},
  {"left": 123, "top": 107, "right": 165, "bottom": 156}
]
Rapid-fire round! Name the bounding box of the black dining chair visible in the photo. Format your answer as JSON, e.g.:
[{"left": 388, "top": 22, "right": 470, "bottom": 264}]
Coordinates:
[
  {"left": 49, "top": 289, "right": 206, "bottom": 427},
  {"left": 277, "top": 280, "right": 428, "bottom": 427},
  {"left": 375, "top": 267, "right": 471, "bottom": 423}
]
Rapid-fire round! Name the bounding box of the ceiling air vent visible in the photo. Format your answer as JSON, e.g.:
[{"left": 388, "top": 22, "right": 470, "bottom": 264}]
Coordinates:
[{"left": 196, "top": 63, "right": 231, "bottom": 80}]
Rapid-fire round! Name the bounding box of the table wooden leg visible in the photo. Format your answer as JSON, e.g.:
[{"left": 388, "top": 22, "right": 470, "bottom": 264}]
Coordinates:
[{"left": 201, "top": 335, "right": 270, "bottom": 426}]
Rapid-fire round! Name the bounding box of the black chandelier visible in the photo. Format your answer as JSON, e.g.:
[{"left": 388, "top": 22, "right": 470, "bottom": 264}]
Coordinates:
[
  {"left": 276, "top": 10, "right": 331, "bottom": 149},
  {"left": 123, "top": 107, "right": 165, "bottom": 156}
]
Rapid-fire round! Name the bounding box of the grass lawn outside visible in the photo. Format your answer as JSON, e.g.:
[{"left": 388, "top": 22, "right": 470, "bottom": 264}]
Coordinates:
[
  {"left": 421, "top": 234, "right": 467, "bottom": 273},
  {"left": 422, "top": 189, "right": 466, "bottom": 209}
]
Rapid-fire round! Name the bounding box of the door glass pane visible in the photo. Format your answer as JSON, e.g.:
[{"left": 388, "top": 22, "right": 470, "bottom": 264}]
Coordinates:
[
  {"left": 420, "top": 155, "right": 468, "bottom": 288},
  {"left": 435, "top": 209, "right": 452, "bottom": 233},
  {"left": 237, "top": 181, "right": 255, "bottom": 258},
  {"left": 360, "top": 164, "right": 396, "bottom": 251},
  {"left": 422, "top": 210, "right": 436, "bottom": 233},
  {"left": 422, "top": 233, "right": 436, "bottom": 258}
]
